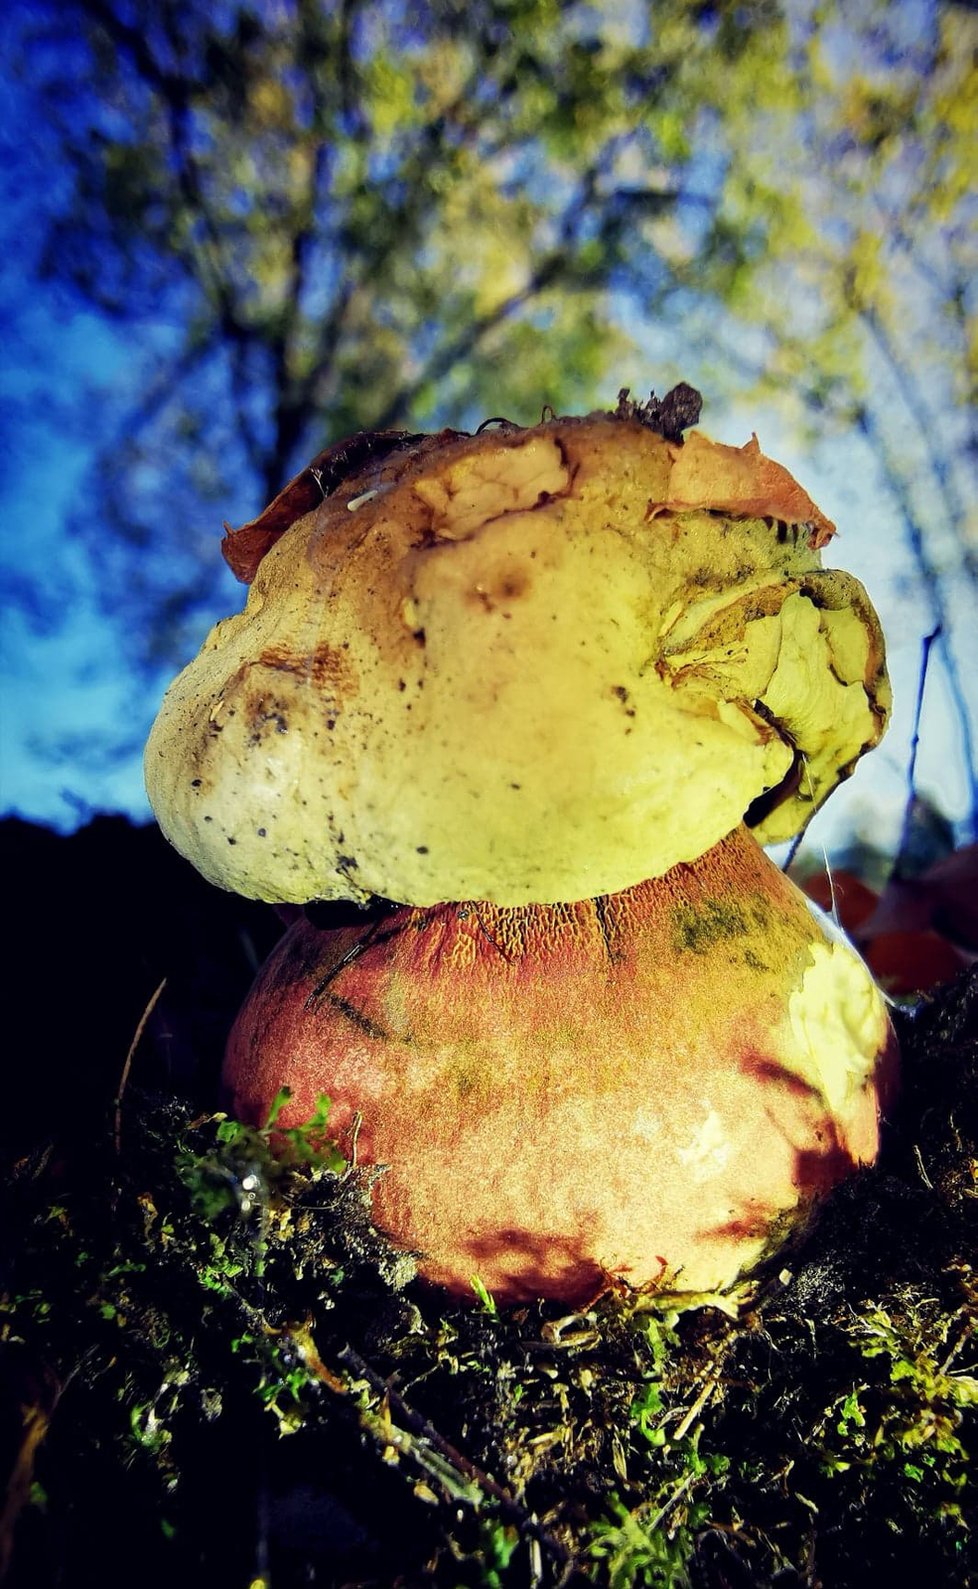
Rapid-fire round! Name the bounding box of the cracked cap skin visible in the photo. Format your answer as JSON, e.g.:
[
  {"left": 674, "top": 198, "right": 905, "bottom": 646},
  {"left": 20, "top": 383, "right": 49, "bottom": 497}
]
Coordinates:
[{"left": 144, "top": 413, "right": 891, "bottom": 906}]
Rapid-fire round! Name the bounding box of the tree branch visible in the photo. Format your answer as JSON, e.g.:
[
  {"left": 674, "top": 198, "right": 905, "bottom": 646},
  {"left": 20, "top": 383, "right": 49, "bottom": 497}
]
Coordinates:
[
  {"left": 853, "top": 403, "right": 978, "bottom": 840},
  {"left": 857, "top": 301, "right": 976, "bottom": 586},
  {"left": 84, "top": 0, "right": 256, "bottom": 377}
]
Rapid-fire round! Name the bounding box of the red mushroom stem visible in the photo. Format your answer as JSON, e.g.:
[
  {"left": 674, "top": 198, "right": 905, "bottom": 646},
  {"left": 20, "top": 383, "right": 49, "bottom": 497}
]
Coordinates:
[{"left": 224, "top": 825, "right": 896, "bottom": 1305}]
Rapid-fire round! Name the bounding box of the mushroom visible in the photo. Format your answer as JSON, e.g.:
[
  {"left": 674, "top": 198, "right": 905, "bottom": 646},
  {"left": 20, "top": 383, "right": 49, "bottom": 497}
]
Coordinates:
[{"left": 145, "top": 391, "right": 897, "bottom": 1305}]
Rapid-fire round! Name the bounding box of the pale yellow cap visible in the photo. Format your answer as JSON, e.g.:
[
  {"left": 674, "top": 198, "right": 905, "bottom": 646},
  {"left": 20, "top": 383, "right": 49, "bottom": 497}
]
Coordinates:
[{"left": 144, "top": 416, "right": 890, "bottom": 905}]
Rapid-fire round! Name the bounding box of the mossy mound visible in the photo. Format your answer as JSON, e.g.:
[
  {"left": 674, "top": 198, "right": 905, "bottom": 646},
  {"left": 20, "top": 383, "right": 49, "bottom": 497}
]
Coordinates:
[{"left": 2, "top": 974, "right": 975, "bottom": 1589}]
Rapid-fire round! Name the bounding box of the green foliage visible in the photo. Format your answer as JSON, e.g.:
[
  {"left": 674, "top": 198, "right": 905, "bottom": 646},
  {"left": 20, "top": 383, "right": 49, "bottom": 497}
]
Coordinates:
[
  {"left": 588, "top": 1494, "right": 699, "bottom": 1589},
  {"left": 470, "top": 1275, "right": 499, "bottom": 1316},
  {"left": 176, "top": 1085, "right": 345, "bottom": 1222},
  {"left": 10, "top": 0, "right": 780, "bottom": 667},
  {"left": 474, "top": 1518, "right": 520, "bottom": 1589},
  {"left": 818, "top": 1297, "right": 976, "bottom": 1514},
  {"left": 222, "top": 1083, "right": 345, "bottom": 1168}
]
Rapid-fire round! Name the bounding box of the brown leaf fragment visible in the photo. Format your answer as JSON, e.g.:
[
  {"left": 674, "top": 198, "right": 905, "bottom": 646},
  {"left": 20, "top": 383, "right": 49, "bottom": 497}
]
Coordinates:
[
  {"left": 662, "top": 431, "right": 837, "bottom": 549},
  {"left": 222, "top": 430, "right": 430, "bottom": 583}
]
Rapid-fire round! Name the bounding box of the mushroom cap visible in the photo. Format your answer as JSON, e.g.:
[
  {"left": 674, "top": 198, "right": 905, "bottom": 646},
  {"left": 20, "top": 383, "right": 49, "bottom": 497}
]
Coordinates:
[{"left": 145, "top": 415, "right": 890, "bottom": 906}]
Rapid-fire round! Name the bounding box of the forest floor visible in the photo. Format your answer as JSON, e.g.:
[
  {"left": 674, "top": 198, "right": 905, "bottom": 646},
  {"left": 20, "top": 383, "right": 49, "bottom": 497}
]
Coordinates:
[{"left": 1, "top": 817, "right": 975, "bottom": 1589}]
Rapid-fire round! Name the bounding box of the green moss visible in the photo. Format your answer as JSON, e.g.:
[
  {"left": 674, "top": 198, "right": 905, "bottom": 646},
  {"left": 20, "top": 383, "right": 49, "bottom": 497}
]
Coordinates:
[{"left": 1, "top": 974, "right": 975, "bottom": 1588}]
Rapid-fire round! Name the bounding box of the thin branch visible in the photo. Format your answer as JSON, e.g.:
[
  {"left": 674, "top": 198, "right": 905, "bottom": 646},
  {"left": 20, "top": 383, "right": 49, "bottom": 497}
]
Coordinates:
[
  {"left": 118, "top": 328, "right": 219, "bottom": 435},
  {"left": 336, "top": 1343, "right": 572, "bottom": 1571},
  {"left": 264, "top": 2, "right": 337, "bottom": 488},
  {"left": 81, "top": 0, "right": 199, "bottom": 99},
  {"left": 858, "top": 301, "right": 976, "bottom": 586},
  {"left": 77, "top": 2, "right": 284, "bottom": 487},
  {"left": 369, "top": 159, "right": 608, "bottom": 430},
  {"left": 0, "top": 1358, "right": 88, "bottom": 1580},
  {"left": 893, "top": 624, "right": 941, "bottom": 878},
  {"left": 369, "top": 248, "right": 571, "bottom": 431},
  {"left": 853, "top": 404, "right": 978, "bottom": 840},
  {"left": 114, "top": 977, "right": 167, "bottom": 1156}
]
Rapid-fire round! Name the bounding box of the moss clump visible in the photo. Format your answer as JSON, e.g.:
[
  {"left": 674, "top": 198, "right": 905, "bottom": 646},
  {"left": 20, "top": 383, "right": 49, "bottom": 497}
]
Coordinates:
[{"left": 2, "top": 974, "right": 975, "bottom": 1589}]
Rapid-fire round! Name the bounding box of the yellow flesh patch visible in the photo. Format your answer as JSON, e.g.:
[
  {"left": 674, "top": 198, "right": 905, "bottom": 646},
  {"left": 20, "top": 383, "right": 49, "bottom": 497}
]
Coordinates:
[{"left": 786, "top": 940, "right": 889, "bottom": 1119}]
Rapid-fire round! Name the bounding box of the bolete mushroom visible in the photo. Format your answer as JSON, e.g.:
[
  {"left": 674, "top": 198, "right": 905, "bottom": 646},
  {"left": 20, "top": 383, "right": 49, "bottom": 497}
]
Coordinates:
[{"left": 145, "top": 389, "right": 897, "bottom": 1306}]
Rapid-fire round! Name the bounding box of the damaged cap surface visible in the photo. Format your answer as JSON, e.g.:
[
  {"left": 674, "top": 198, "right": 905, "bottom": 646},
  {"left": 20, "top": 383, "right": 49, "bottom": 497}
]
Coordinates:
[{"left": 145, "top": 415, "right": 890, "bottom": 905}]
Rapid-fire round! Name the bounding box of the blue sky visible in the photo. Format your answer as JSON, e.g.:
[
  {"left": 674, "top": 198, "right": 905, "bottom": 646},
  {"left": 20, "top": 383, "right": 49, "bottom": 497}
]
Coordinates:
[
  {"left": 0, "top": 35, "right": 236, "bottom": 829},
  {"left": 1, "top": 14, "right": 975, "bottom": 864}
]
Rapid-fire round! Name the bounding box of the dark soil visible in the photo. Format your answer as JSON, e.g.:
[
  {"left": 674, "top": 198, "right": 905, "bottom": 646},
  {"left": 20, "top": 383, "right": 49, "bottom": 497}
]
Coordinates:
[{"left": 1, "top": 818, "right": 975, "bottom": 1589}]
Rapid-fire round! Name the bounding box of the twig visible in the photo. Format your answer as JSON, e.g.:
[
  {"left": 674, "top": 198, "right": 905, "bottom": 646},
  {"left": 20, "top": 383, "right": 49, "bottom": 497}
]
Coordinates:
[
  {"left": 672, "top": 1370, "right": 722, "bottom": 1443},
  {"left": 645, "top": 1466, "right": 697, "bottom": 1536},
  {"left": 893, "top": 624, "right": 941, "bottom": 880},
  {"left": 340, "top": 1111, "right": 363, "bottom": 1181},
  {"left": 854, "top": 401, "right": 978, "bottom": 840},
  {"left": 0, "top": 1405, "right": 50, "bottom": 1581},
  {"left": 472, "top": 905, "right": 516, "bottom": 963},
  {"left": 336, "top": 1344, "right": 572, "bottom": 1569},
  {"left": 780, "top": 754, "right": 814, "bottom": 874},
  {"left": 913, "top": 1143, "right": 934, "bottom": 1191},
  {"left": 0, "top": 1358, "right": 86, "bottom": 1580},
  {"left": 114, "top": 977, "right": 167, "bottom": 1156}
]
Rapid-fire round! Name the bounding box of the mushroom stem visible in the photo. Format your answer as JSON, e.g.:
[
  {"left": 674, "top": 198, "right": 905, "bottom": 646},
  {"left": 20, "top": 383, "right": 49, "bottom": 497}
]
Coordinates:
[{"left": 224, "top": 826, "right": 896, "bottom": 1305}]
